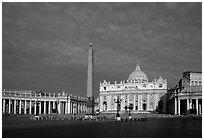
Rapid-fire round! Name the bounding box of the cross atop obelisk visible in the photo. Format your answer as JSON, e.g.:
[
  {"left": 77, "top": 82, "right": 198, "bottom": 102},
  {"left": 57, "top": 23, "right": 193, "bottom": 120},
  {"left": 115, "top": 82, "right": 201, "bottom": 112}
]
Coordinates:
[{"left": 86, "top": 43, "right": 94, "bottom": 115}]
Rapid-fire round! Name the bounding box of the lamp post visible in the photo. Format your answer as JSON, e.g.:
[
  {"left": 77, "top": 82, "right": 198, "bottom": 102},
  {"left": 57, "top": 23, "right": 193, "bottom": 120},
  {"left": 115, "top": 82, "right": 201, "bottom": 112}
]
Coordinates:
[
  {"left": 114, "top": 97, "right": 122, "bottom": 121},
  {"left": 124, "top": 104, "right": 133, "bottom": 118}
]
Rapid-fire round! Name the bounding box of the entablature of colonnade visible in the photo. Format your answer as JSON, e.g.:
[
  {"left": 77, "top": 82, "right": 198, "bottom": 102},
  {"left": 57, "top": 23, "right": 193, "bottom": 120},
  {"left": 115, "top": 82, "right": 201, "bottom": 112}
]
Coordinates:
[
  {"left": 2, "top": 91, "right": 87, "bottom": 103},
  {"left": 177, "top": 93, "right": 202, "bottom": 98}
]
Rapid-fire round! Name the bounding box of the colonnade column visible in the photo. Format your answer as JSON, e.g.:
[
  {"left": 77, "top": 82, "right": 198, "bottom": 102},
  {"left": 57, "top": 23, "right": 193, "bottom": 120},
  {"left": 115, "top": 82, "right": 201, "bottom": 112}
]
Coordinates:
[
  {"left": 178, "top": 99, "right": 180, "bottom": 115},
  {"left": 3, "top": 99, "right": 5, "bottom": 113},
  {"left": 70, "top": 102, "right": 72, "bottom": 114},
  {"left": 19, "top": 100, "right": 22, "bottom": 114},
  {"left": 58, "top": 101, "right": 61, "bottom": 114},
  {"left": 187, "top": 98, "right": 190, "bottom": 113},
  {"left": 34, "top": 101, "right": 36, "bottom": 115},
  {"left": 174, "top": 98, "right": 177, "bottom": 115},
  {"left": 48, "top": 101, "right": 51, "bottom": 114},
  {"left": 8, "top": 99, "right": 11, "bottom": 113},
  {"left": 14, "top": 100, "right": 16, "bottom": 114},
  {"left": 68, "top": 100, "right": 71, "bottom": 114},
  {"left": 39, "top": 101, "right": 41, "bottom": 114},
  {"left": 44, "top": 101, "right": 46, "bottom": 114},
  {"left": 29, "top": 100, "right": 32, "bottom": 114},
  {"left": 196, "top": 99, "right": 199, "bottom": 115},
  {"left": 24, "top": 100, "right": 27, "bottom": 114}
]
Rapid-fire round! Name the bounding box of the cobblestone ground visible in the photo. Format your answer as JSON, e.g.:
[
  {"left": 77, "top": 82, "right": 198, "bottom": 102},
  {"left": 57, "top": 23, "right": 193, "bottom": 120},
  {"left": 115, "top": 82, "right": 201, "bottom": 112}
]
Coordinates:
[{"left": 2, "top": 114, "right": 202, "bottom": 138}]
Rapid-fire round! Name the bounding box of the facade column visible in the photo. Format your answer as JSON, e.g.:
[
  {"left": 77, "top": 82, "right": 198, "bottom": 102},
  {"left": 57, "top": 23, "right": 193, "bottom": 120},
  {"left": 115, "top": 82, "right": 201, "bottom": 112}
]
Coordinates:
[
  {"left": 127, "top": 95, "right": 129, "bottom": 107},
  {"left": 81, "top": 104, "right": 83, "bottom": 114},
  {"left": 174, "top": 97, "right": 177, "bottom": 115},
  {"left": 77, "top": 104, "right": 79, "bottom": 114},
  {"left": 44, "top": 101, "right": 46, "bottom": 114},
  {"left": 196, "top": 99, "right": 199, "bottom": 115},
  {"left": 83, "top": 105, "right": 86, "bottom": 113},
  {"left": 79, "top": 104, "right": 81, "bottom": 114},
  {"left": 82, "top": 104, "right": 84, "bottom": 113},
  {"left": 39, "top": 101, "right": 41, "bottom": 114},
  {"left": 58, "top": 101, "right": 61, "bottom": 114},
  {"left": 133, "top": 94, "right": 136, "bottom": 110},
  {"left": 71, "top": 102, "right": 73, "bottom": 114},
  {"left": 3, "top": 99, "right": 5, "bottom": 113},
  {"left": 48, "top": 101, "right": 51, "bottom": 114},
  {"left": 72, "top": 103, "right": 74, "bottom": 114},
  {"left": 140, "top": 94, "right": 143, "bottom": 110},
  {"left": 8, "top": 99, "right": 11, "bottom": 113},
  {"left": 154, "top": 93, "right": 157, "bottom": 110},
  {"left": 178, "top": 98, "right": 180, "bottom": 115},
  {"left": 147, "top": 94, "right": 149, "bottom": 110},
  {"left": 14, "top": 99, "right": 16, "bottom": 114},
  {"left": 73, "top": 103, "right": 75, "bottom": 114},
  {"left": 138, "top": 94, "right": 141, "bottom": 110},
  {"left": 24, "top": 100, "right": 27, "bottom": 114},
  {"left": 29, "top": 100, "right": 32, "bottom": 114},
  {"left": 70, "top": 102, "right": 72, "bottom": 114},
  {"left": 19, "top": 100, "right": 22, "bottom": 114}
]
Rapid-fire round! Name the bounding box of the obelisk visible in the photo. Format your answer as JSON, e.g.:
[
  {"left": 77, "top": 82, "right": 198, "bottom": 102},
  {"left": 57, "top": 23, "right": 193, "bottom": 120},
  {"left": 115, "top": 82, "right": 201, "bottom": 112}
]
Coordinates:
[{"left": 86, "top": 43, "right": 94, "bottom": 115}]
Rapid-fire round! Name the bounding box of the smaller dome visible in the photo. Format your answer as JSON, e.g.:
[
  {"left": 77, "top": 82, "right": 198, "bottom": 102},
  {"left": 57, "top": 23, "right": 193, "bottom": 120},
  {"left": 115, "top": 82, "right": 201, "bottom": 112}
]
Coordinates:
[{"left": 128, "top": 64, "right": 148, "bottom": 82}]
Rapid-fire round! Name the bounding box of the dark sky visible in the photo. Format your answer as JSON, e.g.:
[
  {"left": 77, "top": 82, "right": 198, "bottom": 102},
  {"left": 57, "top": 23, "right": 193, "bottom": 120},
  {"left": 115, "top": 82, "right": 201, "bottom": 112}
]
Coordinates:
[{"left": 2, "top": 2, "right": 202, "bottom": 97}]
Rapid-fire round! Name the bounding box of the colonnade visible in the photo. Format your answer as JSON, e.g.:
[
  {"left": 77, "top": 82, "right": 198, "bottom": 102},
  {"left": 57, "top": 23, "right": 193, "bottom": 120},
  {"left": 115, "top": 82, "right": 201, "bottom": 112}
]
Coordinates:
[
  {"left": 175, "top": 97, "right": 202, "bottom": 115},
  {"left": 2, "top": 90, "right": 88, "bottom": 115}
]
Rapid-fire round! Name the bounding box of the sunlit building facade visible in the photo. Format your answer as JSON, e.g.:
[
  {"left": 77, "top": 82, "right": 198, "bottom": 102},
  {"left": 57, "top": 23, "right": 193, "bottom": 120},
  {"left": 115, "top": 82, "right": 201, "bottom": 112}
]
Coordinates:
[
  {"left": 99, "top": 64, "right": 167, "bottom": 113},
  {"left": 168, "top": 71, "right": 202, "bottom": 115}
]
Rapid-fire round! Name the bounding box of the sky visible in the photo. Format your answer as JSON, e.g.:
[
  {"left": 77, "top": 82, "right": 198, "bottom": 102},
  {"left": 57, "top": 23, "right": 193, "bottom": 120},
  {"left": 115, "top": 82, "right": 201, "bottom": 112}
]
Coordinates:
[{"left": 2, "top": 2, "right": 202, "bottom": 97}]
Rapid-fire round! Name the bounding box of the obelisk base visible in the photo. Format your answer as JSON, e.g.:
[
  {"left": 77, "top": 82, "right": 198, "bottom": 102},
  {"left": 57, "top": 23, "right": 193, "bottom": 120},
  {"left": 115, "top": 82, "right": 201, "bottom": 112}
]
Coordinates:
[{"left": 86, "top": 97, "right": 94, "bottom": 115}]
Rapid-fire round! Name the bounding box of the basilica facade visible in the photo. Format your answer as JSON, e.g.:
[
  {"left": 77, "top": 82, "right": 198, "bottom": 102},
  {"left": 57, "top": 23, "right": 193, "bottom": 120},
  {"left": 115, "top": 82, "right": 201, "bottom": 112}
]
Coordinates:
[{"left": 99, "top": 64, "right": 167, "bottom": 113}]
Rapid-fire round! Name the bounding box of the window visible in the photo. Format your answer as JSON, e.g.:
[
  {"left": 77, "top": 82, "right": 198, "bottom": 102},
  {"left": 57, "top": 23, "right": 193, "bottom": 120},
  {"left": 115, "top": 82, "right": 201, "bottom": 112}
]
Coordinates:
[
  {"left": 159, "top": 84, "right": 162, "bottom": 88},
  {"left": 104, "top": 87, "right": 106, "bottom": 90},
  {"left": 125, "top": 94, "right": 128, "bottom": 100},
  {"left": 129, "top": 94, "right": 133, "bottom": 101},
  {"left": 103, "top": 96, "right": 106, "bottom": 100},
  {"left": 195, "top": 81, "right": 198, "bottom": 85},
  {"left": 191, "top": 81, "right": 194, "bottom": 86},
  {"left": 199, "top": 81, "right": 202, "bottom": 85},
  {"left": 135, "top": 105, "right": 138, "bottom": 110}
]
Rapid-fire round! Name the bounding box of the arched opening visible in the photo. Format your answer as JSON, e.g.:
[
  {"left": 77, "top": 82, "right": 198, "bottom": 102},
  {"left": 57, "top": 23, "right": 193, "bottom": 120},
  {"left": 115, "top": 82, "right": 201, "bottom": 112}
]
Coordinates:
[
  {"left": 143, "top": 103, "right": 147, "bottom": 110},
  {"left": 103, "top": 101, "right": 107, "bottom": 111},
  {"left": 158, "top": 100, "right": 163, "bottom": 113}
]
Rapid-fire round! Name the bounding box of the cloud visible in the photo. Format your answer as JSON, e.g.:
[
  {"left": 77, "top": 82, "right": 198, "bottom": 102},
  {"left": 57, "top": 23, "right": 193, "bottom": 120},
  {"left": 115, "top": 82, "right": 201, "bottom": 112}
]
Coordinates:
[{"left": 2, "top": 2, "right": 202, "bottom": 95}]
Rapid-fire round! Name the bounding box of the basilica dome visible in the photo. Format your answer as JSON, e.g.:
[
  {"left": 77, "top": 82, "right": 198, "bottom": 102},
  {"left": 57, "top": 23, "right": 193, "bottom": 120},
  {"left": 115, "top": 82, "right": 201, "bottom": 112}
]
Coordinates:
[{"left": 128, "top": 64, "right": 148, "bottom": 82}]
